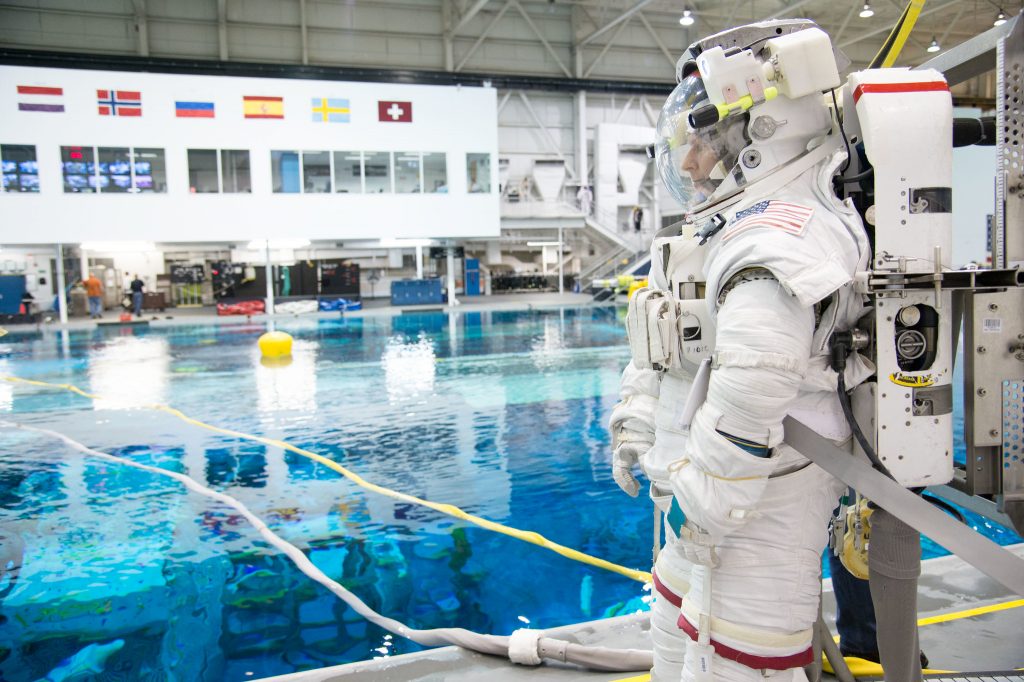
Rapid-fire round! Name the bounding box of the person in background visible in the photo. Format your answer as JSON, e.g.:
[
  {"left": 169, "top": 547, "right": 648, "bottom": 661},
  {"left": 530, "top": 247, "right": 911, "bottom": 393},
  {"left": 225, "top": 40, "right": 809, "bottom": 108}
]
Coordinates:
[
  {"left": 83, "top": 272, "right": 103, "bottom": 319},
  {"left": 577, "top": 184, "right": 593, "bottom": 216},
  {"left": 130, "top": 274, "right": 145, "bottom": 318}
]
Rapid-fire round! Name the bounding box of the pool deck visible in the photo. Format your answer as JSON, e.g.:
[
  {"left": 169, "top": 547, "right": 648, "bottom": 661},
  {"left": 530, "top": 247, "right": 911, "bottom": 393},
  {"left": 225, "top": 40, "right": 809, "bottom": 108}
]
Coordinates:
[
  {"left": 259, "top": 544, "right": 1024, "bottom": 681},
  {"left": 2, "top": 292, "right": 607, "bottom": 333}
]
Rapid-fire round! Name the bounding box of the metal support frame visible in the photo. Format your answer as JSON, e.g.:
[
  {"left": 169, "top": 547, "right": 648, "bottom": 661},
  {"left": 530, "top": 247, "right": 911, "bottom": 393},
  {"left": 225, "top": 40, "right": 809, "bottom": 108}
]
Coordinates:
[
  {"left": 455, "top": 0, "right": 511, "bottom": 72},
  {"left": 838, "top": 0, "right": 960, "bottom": 51},
  {"left": 516, "top": 91, "right": 577, "bottom": 182},
  {"left": 298, "top": 0, "right": 308, "bottom": 65},
  {"left": 637, "top": 12, "right": 675, "bottom": 71},
  {"left": 217, "top": 0, "right": 229, "bottom": 61},
  {"left": 511, "top": 1, "right": 571, "bottom": 78},
  {"left": 613, "top": 96, "right": 635, "bottom": 124},
  {"left": 131, "top": 0, "right": 149, "bottom": 57},
  {"left": 578, "top": 0, "right": 655, "bottom": 47},
  {"left": 582, "top": 15, "right": 632, "bottom": 79}
]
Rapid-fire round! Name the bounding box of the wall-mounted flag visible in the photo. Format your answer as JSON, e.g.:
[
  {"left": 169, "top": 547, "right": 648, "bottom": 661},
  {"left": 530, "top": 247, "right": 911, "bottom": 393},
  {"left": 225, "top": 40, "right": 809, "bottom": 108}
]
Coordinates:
[
  {"left": 243, "top": 96, "right": 284, "bottom": 119},
  {"left": 312, "top": 98, "right": 350, "bottom": 123},
  {"left": 97, "top": 89, "right": 142, "bottom": 116},
  {"left": 378, "top": 100, "right": 412, "bottom": 122},
  {"left": 175, "top": 100, "right": 215, "bottom": 118},
  {"left": 16, "top": 85, "right": 64, "bottom": 112}
]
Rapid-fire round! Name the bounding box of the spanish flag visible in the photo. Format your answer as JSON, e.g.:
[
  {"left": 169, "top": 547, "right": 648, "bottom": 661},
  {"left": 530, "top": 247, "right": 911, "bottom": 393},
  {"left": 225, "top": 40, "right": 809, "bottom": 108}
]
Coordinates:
[{"left": 243, "top": 96, "right": 284, "bottom": 119}]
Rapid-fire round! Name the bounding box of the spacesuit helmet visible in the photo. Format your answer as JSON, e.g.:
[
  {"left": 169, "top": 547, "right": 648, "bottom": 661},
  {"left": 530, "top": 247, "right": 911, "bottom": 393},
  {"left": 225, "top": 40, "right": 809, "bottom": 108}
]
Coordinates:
[{"left": 655, "top": 19, "right": 848, "bottom": 217}]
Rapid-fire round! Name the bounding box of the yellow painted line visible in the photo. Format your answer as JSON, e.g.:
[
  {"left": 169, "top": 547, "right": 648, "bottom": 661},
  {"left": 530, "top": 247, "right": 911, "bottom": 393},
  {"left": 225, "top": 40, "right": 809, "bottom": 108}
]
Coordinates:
[
  {"left": 2, "top": 375, "right": 651, "bottom": 584},
  {"left": 611, "top": 675, "right": 650, "bottom": 682},
  {"left": 917, "top": 598, "right": 1024, "bottom": 626}
]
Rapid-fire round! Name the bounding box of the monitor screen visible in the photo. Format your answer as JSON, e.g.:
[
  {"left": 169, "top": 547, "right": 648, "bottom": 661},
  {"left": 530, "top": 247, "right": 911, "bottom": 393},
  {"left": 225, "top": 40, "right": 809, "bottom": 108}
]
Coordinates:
[
  {"left": 63, "top": 161, "right": 87, "bottom": 174},
  {"left": 1, "top": 160, "right": 15, "bottom": 173},
  {"left": 89, "top": 175, "right": 110, "bottom": 189},
  {"left": 65, "top": 175, "right": 89, "bottom": 189},
  {"left": 134, "top": 175, "right": 153, "bottom": 189},
  {"left": 108, "top": 160, "right": 131, "bottom": 175},
  {"left": 134, "top": 161, "right": 151, "bottom": 175},
  {"left": 111, "top": 175, "right": 132, "bottom": 189},
  {"left": 19, "top": 175, "right": 39, "bottom": 190},
  {"left": 2, "top": 173, "right": 16, "bottom": 189},
  {"left": 18, "top": 160, "right": 38, "bottom": 174}
]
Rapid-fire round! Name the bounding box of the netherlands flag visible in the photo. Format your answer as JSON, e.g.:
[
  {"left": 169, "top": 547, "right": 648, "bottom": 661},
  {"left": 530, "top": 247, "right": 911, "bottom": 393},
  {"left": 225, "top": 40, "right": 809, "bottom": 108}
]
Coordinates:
[
  {"left": 97, "top": 89, "right": 142, "bottom": 117},
  {"left": 721, "top": 200, "right": 815, "bottom": 242},
  {"left": 175, "top": 100, "right": 215, "bottom": 118},
  {"left": 17, "top": 85, "right": 64, "bottom": 113}
]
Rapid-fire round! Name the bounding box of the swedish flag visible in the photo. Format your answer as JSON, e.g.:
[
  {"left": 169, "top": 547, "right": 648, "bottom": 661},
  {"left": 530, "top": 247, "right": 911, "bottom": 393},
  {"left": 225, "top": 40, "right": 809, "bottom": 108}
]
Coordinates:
[{"left": 312, "top": 98, "right": 350, "bottom": 123}]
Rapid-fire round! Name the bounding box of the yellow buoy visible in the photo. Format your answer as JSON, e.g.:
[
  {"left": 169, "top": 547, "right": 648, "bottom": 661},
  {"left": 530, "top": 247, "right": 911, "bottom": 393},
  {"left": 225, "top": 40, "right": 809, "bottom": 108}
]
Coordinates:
[{"left": 258, "top": 331, "right": 293, "bottom": 359}]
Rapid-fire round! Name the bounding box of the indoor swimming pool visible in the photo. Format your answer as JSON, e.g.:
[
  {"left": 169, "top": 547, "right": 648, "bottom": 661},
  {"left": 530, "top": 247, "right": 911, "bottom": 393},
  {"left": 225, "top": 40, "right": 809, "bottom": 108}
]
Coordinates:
[{"left": 0, "top": 307, "right": 1020, "bottom": 681}]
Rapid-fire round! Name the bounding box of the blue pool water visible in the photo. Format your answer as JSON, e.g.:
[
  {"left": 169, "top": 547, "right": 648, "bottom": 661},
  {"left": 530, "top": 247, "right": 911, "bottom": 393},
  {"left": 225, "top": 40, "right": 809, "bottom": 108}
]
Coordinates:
[{"left": 0, "top": 308, "right": 1019, "bottom": 681}]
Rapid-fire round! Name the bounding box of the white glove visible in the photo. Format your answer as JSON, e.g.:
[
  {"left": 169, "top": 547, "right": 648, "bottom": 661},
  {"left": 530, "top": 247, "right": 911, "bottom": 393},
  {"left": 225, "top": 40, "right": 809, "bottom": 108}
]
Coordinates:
[{"left": 612, "top": 440, "right": 647, "bottom": 498}]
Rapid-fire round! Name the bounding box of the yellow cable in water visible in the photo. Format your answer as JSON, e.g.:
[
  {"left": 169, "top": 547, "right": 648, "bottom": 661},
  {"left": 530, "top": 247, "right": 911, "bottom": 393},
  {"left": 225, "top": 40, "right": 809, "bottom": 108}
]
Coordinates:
[{"left": 2, "top": 375, "right": 651, "bottom": 584}]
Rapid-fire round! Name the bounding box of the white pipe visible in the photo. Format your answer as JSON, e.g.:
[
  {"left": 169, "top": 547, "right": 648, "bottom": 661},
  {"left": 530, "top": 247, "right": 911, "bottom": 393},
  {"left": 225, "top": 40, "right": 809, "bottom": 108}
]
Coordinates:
[
  {"left": 446, "top": 246, "right": 458, "bottom": 306},
  {"left": 558, "top": 226, "right": 564, "bottom": 294},
  {"left": 416, "top": 244, "right": 424, "bottom": 279},
  {"left": 55, "top": 242, "right": 68, "bottom": 324},
  {"left": 264, "top": 239, "right": 275, "bottom": 319}
]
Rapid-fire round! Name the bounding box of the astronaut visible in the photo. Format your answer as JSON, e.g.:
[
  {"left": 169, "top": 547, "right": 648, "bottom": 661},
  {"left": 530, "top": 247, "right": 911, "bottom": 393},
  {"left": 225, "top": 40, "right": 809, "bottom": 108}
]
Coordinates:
[{"left": 609, "top": 20, "right": 875, "bottom": 682}]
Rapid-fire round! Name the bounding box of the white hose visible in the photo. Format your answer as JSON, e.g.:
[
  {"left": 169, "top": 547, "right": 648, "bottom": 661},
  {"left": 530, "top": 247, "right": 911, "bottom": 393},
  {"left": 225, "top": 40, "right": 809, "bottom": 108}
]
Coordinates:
[{"left": 2, "top": 421, "right": 653, "bottom": 673}]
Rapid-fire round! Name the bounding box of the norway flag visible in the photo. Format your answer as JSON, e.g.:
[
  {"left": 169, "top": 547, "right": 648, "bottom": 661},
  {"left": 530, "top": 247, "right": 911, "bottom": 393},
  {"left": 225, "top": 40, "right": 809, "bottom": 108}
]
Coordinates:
[{"left": 97, "top": 89, "right": 142, "bottom": 117}]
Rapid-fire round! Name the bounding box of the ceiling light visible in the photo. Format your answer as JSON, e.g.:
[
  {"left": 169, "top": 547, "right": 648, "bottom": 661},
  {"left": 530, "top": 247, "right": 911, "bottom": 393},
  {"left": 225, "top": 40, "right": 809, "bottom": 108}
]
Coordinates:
[
  {"left": 859, "top": 3, "right": 874, "bottom": 18},
  {"left": 679, "top": 9, "right": 695, "bottom": 26},
  {"left": 927, "top": 37, "right": 941, "bottom": 53},
  {"left": 994, "top": 11, "right": 1007, "bottom": 26}
]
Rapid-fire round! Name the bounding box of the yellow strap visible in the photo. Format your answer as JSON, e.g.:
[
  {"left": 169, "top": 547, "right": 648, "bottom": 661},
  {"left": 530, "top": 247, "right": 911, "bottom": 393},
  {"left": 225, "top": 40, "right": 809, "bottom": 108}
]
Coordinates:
[
  {"left": 870, "top": 0, "right": 926, "bottom": 68},
  {"left": 2, "top": 375, "right": 651, "bottom": 584}
]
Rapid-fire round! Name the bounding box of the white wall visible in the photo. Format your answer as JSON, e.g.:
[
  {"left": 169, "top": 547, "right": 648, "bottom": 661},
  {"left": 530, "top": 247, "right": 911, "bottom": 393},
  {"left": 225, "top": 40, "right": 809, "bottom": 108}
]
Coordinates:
[
  {"left": 0, "top": 65, "right": 499, "bottom": 243},
  {"left": 951, "top": 107, "right": 997, "bottom": 267}
]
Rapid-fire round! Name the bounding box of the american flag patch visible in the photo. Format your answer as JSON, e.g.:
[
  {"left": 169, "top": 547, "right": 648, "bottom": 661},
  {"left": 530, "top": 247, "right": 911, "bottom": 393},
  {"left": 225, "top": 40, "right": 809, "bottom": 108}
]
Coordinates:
[{"left": 722, "top": 200, "right": 814, "bottom": 242}]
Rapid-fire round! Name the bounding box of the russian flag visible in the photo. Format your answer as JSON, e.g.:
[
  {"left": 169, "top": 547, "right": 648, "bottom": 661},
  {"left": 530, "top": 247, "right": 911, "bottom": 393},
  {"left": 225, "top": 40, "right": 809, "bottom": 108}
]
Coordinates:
[{"left": 175, "top": 100, "right": 215, "bottom": 118}]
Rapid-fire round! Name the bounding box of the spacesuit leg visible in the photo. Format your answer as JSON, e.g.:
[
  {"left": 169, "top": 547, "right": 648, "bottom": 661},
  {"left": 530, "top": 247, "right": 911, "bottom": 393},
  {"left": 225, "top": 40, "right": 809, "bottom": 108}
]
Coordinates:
[
  {"left": 651, "top": 527, "right": 694, "bottom": 682},
  {"left": 868, "top": 507, "right": 923, "bottom": 682}
]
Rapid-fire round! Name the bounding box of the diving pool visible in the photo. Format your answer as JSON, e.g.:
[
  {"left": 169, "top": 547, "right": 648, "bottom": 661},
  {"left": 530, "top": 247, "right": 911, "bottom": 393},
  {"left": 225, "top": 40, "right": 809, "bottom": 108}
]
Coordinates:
[{"left": 0, "top": 307, "right": 1019, "bottom": 681}]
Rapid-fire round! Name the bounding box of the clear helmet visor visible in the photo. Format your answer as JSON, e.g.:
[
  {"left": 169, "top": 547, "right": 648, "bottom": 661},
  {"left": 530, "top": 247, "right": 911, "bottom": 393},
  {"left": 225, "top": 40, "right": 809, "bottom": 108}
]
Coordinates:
[{"left": 655, "top": 74, "right": 750, "bottom": 214}]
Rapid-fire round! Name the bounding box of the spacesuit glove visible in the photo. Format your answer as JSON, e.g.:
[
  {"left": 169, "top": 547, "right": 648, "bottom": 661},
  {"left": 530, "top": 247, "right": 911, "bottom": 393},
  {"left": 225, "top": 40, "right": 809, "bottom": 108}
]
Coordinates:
[{"left": 612, "top": 440, "right": 649, "bottom": 498}]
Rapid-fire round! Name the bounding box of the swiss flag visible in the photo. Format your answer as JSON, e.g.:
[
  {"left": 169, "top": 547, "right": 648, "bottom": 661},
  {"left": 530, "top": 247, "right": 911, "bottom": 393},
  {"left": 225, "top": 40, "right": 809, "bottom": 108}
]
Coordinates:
[{"left": 378, "top": 100, "right": 412, "bottom": 122}]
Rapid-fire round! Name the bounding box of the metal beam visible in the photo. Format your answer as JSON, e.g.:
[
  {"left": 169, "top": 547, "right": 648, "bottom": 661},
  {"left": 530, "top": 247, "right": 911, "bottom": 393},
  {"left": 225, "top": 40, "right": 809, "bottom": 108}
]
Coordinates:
[
  {"left": 217, "top": 0, "right": 228, "bottom": 61},
  {"left": 938, "top": 5, "right": 967, "bottom": 46},
  {"left": 442, "top": 0, "right": 454, "bottom": 71},
  {"left": 916, "top": 11, "right": 1017, "bottom": 86},
  {"left": 455, "top": 0, "right": 512, "bottom": 72},
  {"left": 580, "top": 0, "right": 656, "bottom": 46},
  {"left": 614, "top": 95, "right": 635, "bottom": 123},
  {"left": 450, "top": 0, "right": 490, "bottom": 36},
  {"left": 516, "top": 91, "right": 578, "bottom": 181},
  {"left": 640, "top": 96, "right": 658, "bottom": 127},
  {"left": 298, "top": 0, "right": 308, "bottom": 65},
  {"left": 511, "top": 0, "right": 572, "bottom": 78},
  {"left": 638, "top": 12, "right": 676, "bottom": 70},
  {"left": 131, "top": 0, "right": 148, "bottom": 57},
  {"left": 583, "top": 15, "right": 631, "bottom": 78},
  {"left": 838, "top": 0, "right": 959, "bottom": 50},
  {"left": 496, "top": 89, "right": 512, "bottom": 116},
  {"left": 766, "top": 0, "right": 815, "bottom": 20},
  {"left": 832, "top": 3, "right": 859, "bottom": 45}
]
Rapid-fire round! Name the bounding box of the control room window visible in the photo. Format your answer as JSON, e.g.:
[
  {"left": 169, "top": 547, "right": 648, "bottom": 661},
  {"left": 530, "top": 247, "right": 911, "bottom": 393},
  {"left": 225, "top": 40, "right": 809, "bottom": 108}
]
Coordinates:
[
  {"left": 133, "top": 148, "right": 166, "bottom": 193},
  {"left": 187, "top": 149, "right": 219, "bottom": 193},
  {"left": 1, "top": 144, "right": 39, "bottom": 193},
  {"left": 334, "top": 151, "right": 362, "bottom": 193},
  {"left": 394, "top": 152, "right": 421, "bottom": 193},
  {"left": 363, "top": 151, "right": 392, "bottom": 193},
  {"left": 61, "top": 146, "right": 96, "bottom": 193},
  {"left": 97, "top": 147, "right": 132, "bottom": 193},
  {"left": 422, "top": 152, "right": 447, "bottom": 193},
  {"left": 466, "top": 153, "right": 491, "bottom": 193},
  {"left": 302, "top": 150, "right": 331, "bottom": 193},
  {"left": 271, "top": 150, "right": 301, "bottom": 193},
  {"left": 221, "top": 150, "right": 251, "bottom": 193}
]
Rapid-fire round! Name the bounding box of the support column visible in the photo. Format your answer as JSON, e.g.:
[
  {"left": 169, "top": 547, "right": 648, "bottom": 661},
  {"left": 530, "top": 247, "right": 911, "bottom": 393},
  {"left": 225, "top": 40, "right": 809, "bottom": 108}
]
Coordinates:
[
  {"left": 299, "top": 0, "right": 309, "bottom": 64},
  {"left": 576, "top": 90, "right": 588, "bottom": 187},
  {"left": 79, "top": 246, "right": 88, "bottom": 287},
  {"left": 416, "top": 245, "right": 424, "bottom": 279},
  {"left": 446, "top": 246, "right": 457, "bottom": 307},
  {"left": 557, "top": 226, "right": 564, "bottom": 294},
  {"left": 55, "top": 242, "right": 68, "bottom": 325},
  {"left": 264, "top": 240, "right": 275, "bottom": 317}
]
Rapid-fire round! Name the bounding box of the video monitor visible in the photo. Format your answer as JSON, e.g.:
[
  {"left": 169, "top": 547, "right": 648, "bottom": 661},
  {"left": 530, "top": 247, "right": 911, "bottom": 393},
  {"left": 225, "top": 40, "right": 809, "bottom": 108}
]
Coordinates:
[
  {"left": 89, "top": 175, "right": 110, "bottom": 189},
  {"left": 97, "top": 162, "right": 109, "bottom": 173},
  {"left": 2, "top": 173, "right": 16, "bottom": 189},
  {"left": 65, "top": 175, "right": 89, "bottom": 190},
  {"left": 1, "top": 160, "right": 15, "bottom": 173},
  {"left": 111, "top": 175, "right": 131, "bottom": 189},
  {"left": 134, "top": 175, "right": 153, "bottom": 189},
  {"left": 19, "top": 175, "right": 39, "bottom": 190},
  {"left": 86, "top": 162, "right": 96, "bottom": 175},
  {"left": 108, "top": 160, "right": 130, "bottom": 175},
  {"left": 63, "top": 161, "right": 87, "bottom": 174},
  {"left": 18, "top": 160, "right": 38, "bottom": 174},
  {"left": 134, "top": 161, "right": 151, "bottom": 175}
]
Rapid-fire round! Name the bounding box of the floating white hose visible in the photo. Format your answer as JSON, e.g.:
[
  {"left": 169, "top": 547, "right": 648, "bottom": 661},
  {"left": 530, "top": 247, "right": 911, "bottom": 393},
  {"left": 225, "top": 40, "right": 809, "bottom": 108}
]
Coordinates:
[{"left": 2, "top": 421, "right": 653, "bottom": 673}]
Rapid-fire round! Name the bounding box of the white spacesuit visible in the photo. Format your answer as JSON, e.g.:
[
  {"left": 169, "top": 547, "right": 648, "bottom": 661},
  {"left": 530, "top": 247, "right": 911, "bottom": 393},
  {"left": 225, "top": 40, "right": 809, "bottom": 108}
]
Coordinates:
[{"left": 609, "top": 21, "right": 874, "bottom": 682}]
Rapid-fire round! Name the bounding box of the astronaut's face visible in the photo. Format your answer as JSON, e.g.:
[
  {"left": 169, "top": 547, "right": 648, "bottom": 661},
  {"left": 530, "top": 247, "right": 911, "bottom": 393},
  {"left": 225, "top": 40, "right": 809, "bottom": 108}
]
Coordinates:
[{"left": 680, "top": 132, "right": 722, "bottom": 199}]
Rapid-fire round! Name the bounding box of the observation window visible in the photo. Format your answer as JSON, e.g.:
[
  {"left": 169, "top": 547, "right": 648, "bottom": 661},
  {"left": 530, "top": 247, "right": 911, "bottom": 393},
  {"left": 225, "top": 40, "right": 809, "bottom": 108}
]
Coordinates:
[
  {"left": 132, "top": 148, "right": 166, "bottom": 193},
  {"left": 333, "top": 151, "right": 363, "bottom": 193},
  {"left": 221, "top": 150, "right": 251, "bottom": 193},
  {"left": 363, "top": 151, "right": 392, "bottom": 193},
  {"left": 466, "top": 153, "right": 491, "bottom": 193},
  {"left": 302, "top": 151, "right": 331, "bottom": 193},
  {"left": 271, "top": 150, "right": 301, "bottom": 193},
  {"left": 1, "top": 144, "right": 40, "bottom": 193},
  {"left": 187, "top": 149, "right": 219, "bottom": 193},
  {"left": 422, "top": 152, "right": 447, "bottom": 193},
  {"left": 394, "top": 152, "right": 421, "bottom": 193}
]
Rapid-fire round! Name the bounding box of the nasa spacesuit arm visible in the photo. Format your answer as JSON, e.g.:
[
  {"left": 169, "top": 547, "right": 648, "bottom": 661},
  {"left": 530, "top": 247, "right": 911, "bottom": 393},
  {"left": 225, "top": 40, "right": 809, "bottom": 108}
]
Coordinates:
[
  {"left": 609, "top": 361, "right": 662, "bottom": 497},
  {"left": 669, "top": 274, "right": 814, "bottom": 544}
]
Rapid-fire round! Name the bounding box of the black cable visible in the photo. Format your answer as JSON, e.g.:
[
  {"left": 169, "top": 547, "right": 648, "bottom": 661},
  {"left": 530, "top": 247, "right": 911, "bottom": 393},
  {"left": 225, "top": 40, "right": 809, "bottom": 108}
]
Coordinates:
[
  {"left": 836, "top": 372, "right": 895, "bottom": 480},
  {"left": 842, "top": 167, "right": 874, "bottom": 183},
  {"left": 830, "top": 89, "right": 852, "bottom": 174},
  {"left": 920, "top": 492, "right": 968, "bottom": 524}
]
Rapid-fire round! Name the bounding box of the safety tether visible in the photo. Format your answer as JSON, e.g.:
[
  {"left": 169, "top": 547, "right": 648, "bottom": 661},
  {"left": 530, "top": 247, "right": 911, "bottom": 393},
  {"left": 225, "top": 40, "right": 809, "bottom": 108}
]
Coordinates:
[{"left": 1, "top": 375, "right": 651, "bottom": 584}]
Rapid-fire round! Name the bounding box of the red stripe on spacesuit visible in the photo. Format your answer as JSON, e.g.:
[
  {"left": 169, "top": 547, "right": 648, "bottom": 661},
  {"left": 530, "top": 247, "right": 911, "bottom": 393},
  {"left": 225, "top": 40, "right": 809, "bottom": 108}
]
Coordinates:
[
  {"left": 676, "top": 614, "right": 814, "bottom": 670},
  {"left": 652, "top": 570, "right": 683, "bottom": 607},
  {"left": 852, "top": 81, "right": 949, "bottom": 104}
]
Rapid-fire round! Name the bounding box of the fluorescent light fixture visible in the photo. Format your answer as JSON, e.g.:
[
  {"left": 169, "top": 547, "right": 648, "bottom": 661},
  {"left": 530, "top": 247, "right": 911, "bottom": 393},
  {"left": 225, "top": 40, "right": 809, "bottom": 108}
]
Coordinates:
[
  {"left": 378, "top": 238, "right": 434, "bottom": 248},
  {"left": 526, "top": 241, "right": 560, "bottom": 247},
  {"left": 80, "top": 241, "right": 156, "bottom": 252},
  {"left": 245, "top": 238, "right": 310, "bottom": 250},
  {"left": 679, "top": 9, "right": 695, "bottom": 26},
  {"left": 994, "top": 11, "right": 1007, "bottom": 26},
  {"left": 927, "top": 37, "right": 941, "bottom": 53},
  {"left": 859, "top": 3, "right": 874, "bottom": 18}
]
